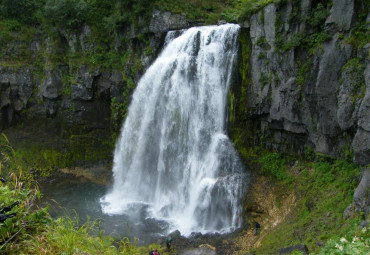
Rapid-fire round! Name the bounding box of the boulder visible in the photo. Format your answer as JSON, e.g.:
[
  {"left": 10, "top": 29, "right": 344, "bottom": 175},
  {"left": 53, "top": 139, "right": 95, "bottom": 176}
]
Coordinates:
[
  {"left": 178, "top": 245, "right": 216, "bottom": 255},
  {"left": 279, "top": 244, "right": 308, "bottom": 255}
]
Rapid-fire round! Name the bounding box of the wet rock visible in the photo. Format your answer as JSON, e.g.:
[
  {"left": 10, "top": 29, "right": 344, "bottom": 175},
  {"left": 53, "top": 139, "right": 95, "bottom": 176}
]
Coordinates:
[
  {"left": 178, "top": 245, "right": 216, "bottom": 255},
  {"left": 168, "top": 230, "right": 181, "bottom": 238},
  {"left": 279, "top": 244, "right": 308, "bottom": 255}
]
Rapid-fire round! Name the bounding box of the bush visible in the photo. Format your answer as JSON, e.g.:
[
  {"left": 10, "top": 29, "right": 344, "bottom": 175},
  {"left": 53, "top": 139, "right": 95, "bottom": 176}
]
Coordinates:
[
  {"left": 258, "top": 152, "right": 293, "bottom": 184},
  {"left": 43, "top": 0, "right": 88, "bottom": 30},
  {"left": 0, "top": 0, "right": 45, "bottom": 24}
]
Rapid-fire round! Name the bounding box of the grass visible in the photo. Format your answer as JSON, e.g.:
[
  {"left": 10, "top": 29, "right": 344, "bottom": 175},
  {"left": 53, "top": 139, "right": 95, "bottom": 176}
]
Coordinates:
[
  {"left": 1, "top": 133, "right": 171, "bottom": 254},
  {"left": 250, "top": 151, "right": 365, "bottom": 254}
]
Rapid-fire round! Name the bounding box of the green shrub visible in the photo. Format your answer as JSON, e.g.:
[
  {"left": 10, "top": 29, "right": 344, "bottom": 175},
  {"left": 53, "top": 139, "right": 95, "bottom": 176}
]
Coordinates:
[
  {"left": 256, "top": 157, "right": 361, "bottom": 254},
  {"left": 258, "top": 152, "right": 293, "bottom": 184},
  {"left": 0, "top": 0, "right": 45, "bottom": 24},
  {"left": 43, "top": 0, "right": 88, "bottom": 30},
  {"left": 306, "top": 3, "right": 330, "bottom": 30}
]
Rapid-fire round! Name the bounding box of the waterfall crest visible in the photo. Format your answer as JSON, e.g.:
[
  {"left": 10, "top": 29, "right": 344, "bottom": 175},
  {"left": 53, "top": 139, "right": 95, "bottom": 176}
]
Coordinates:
[{"left": 101, "top": 24, "right": 248, "bottom": 235}]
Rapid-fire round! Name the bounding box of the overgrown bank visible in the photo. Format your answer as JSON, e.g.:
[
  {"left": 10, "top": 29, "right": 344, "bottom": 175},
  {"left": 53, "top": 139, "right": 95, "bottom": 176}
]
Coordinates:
[
  {"left": 234, "top": 151, "right": 369, "bottom": 254},
  {"left": 1, "top": 132, "right": 369, "bottom": 254}
]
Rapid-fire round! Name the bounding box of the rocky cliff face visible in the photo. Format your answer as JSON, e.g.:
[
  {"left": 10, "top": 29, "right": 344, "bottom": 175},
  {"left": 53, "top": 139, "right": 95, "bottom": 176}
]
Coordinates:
[
  {"left": 0, "top": 10, "right": 190, "bottom": 135},
  {"left": 0, "top": 1, "right": 369, "bottom": 165},
  {"left": 230, "top": 0, "right": 369, "bottom": 165}
]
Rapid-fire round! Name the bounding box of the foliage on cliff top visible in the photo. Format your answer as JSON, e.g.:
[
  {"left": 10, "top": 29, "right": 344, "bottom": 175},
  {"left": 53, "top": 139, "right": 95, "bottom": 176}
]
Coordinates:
[{"left": 0, "top": 0, "right": 282, "bottom": 30}]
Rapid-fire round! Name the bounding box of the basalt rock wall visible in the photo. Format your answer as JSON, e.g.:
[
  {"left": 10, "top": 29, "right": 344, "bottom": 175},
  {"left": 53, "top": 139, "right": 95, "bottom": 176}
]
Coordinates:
[
  {"left": 230, "top": 0, "right": 370, "bottom": 165},
  {"left": 0, "top": 1, "right": 369, "bottom": 166},
  {"left": 0, "top": 10, "right": 190, "bottom": 135}
]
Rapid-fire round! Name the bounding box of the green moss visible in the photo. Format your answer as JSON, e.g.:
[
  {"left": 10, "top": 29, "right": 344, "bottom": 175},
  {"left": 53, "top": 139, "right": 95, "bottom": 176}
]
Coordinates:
[
  {"left": 260, "top": 72, "right": 272, "bottom": 88},
  {"left": 341, "top": 58, "right": 366, "bottom": 103},
  {"left": 256, "top": 36, "right": 270, "bottom": 50},
  {"left": 346, "top": 0, "right": 370, "bottom": 50},
  {"left": 258, "top": 152, "right": 293, "bottom": 185},
  {"left": 154, "top": 0, "right": 229, "bottom": 24},
  {"left": 297, "top": 58, "right": 313, "bottom": 87},
  {"left": 9, "top": 127, "right": 113, "bottom": 177}
]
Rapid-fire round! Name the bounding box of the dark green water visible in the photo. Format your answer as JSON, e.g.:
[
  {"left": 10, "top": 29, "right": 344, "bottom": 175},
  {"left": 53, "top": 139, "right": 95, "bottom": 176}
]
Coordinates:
[{"left": 40, "top": 179, "right": 170, "bottom": 245}]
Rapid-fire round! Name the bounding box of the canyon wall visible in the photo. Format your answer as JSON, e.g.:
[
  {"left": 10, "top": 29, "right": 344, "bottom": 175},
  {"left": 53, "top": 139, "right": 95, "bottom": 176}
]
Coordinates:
[
  {"left": 0, "top": 0, "right": 369, "bottom": 165},
  {"left": 230, "top": 0, "right": 369, "bottom": 165}
]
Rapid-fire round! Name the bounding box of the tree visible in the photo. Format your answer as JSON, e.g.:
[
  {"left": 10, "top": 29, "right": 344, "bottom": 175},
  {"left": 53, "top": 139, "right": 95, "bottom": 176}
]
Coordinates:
[
  {"left": 43, "top": 0, "right": 88, "bottom": 30},
  {"left": 0, "top": 0, "right": 45, "bottom": 24}
]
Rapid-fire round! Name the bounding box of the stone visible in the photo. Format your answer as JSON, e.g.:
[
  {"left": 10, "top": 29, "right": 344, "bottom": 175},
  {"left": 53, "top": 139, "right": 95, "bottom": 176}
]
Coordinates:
[
  {"left": 308, "top": 34, "right": 352, "bottom": 155},
  {"left": 270, "top": 77, "right": 306, "bottom": 134},
  {"left": 178, "top": 246, "right": 216, "bottom": 255},
  {"left": 278, "top": 2, "right": 292, "bottom": 33},
  {"left": 359, "top": 220, "right": 368, "bottom": 228},
  {"left": 75, "top": 65, "right": 94, "bottom": 89},
  {"left": 344, "top": 168, "right": 370, "bottom": 218},
  {"left": 279, "top": 244, "right": 308, "bottom": 255},
  {"left": 80, "top": 25, "right": 94, "bottom": 53},
  {"left": 149, "top": 10, "right": 188, "bottom": 34},
  {"left": 239, "top": 21, "right": 250, "bottom": 28},
  {"left": 0, "top": 67, "right": 34, "bottom": 126},
  {"left": 336, "top": 58, "right": 364, "bottom": 131},
  {"left": 168, "top": 230, "right": 181, "bottom": 238},
  {"left": 325, "top": 0, "right": 354, "bottom": 32},
  {"left": 43, "top": 99, "right": 59, "bottom": 117},
  {"left": 299, "top": 0, "right": 312, "bottom": 32},
  {"left": 41, "top": 70, "right": 63, "bottom": 100},
  {"left": 357, "top": 64, "right": 370, "bottom": 132},
  {"left": 263, "top": 4, "right": 276, "bottom": 47},
  {"left": 96, "top": 71, "right": 112, "bottom": 98},
  {"left": 71, "top": 84, "right": 93, "bottom": 101},
  {"left": 353, "top": 169, "right": 370, "bottom": 213},
  {"left": 353, "top": 128, "right": 370, "bottom": 165}
]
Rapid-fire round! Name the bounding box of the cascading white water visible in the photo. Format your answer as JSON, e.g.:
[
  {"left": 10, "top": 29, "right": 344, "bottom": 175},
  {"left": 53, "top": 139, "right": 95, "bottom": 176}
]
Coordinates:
[{"left": 101, "top": 24, "right": 248, "bottom": 236}]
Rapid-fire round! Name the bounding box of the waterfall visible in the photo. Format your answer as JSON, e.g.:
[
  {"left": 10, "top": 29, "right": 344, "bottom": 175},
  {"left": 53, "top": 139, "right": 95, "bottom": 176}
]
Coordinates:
[{"left": 101, "top": 24, "right": 248, "bottom": 236}]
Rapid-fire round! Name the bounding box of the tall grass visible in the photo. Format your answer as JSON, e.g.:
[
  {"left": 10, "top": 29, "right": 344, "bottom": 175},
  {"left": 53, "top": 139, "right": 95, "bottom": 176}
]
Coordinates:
[{"left": 1, "top": 133, "right": 169, "bottom": 254}]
